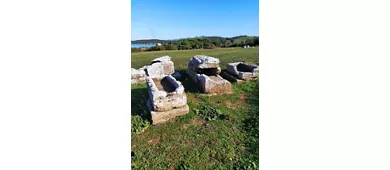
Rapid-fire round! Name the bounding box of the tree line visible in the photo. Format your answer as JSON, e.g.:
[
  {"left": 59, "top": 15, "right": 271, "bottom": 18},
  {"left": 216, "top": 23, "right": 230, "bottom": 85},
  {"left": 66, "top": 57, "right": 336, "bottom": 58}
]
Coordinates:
[{"left": 131, "top": 36, "right": 259, "bottom": 53}]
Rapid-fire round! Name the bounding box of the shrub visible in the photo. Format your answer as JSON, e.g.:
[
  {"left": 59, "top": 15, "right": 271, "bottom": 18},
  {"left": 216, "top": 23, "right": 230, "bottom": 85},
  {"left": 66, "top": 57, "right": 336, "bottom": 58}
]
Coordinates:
[
  {"left": 131, "top": 115, "right": 150, "bottom": 133},
  {"left": 131, "top": 48, "right": 143, "bottom": 53},
  {"left": 194, "top": 105, "right": 223, "bottom": 121},
  {"left": 206, "top": 46, "right": 218, "bottom": 49}
]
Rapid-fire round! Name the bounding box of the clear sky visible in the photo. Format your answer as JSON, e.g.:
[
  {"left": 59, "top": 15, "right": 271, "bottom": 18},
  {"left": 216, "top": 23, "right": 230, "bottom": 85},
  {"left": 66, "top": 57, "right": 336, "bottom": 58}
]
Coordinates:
[{"left": 131, "top": 0, "right": 259, "bottom": 40}]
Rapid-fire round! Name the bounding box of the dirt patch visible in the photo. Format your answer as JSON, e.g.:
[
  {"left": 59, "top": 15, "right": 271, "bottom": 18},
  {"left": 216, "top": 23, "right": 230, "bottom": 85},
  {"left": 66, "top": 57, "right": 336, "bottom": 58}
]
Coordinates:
[
  {"left": 183, "top": 140, "right": 192, "bottom": 147},
  {"left": 147, "top": 136, "right": 161, "bottom": 145},
  {"left": 238, "top": 94, "right": 246, "bottom": 104},
  {"left": 221, "top": 100, "right": 234, "bottom": 108},
  {"left": 224, "top": 121, "right": 233, "bottom": 125},
  {"left": 193, "top": 97, "right": 200, "bottom": 103},
  {"left": 217, "top": 94, "right": 246, "bottom": 108},
  {"left": 182, "top": 118, "right": 206, "bottom": 129}
]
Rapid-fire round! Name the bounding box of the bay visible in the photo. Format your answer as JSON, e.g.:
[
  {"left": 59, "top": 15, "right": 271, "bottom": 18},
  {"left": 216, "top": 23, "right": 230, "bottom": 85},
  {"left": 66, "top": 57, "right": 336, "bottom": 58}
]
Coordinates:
[{"left": 131, "top": 43, "right": 157, "bottom": 48}]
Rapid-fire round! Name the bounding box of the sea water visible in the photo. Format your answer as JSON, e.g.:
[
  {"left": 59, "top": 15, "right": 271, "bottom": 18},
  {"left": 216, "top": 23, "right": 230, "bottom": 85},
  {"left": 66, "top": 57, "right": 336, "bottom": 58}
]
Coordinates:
[{"left": 131, "top": 44, "right": 157, "bottom": 48}]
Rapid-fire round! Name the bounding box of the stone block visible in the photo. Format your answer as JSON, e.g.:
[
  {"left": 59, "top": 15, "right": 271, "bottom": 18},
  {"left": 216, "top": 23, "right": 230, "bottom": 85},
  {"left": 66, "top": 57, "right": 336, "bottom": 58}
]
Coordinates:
[
  {"left": 226, "top": 62, "right": 258, "bottom": 80},
  {"left": 146, "top": 56, "right": 174, "bottom": 79},
  {"left": 147, "top": 100, "right": 189, "bottom": 125},
  {"left": 186, "top": 55, "right": 232, "bottom": 94},
  {"left": 131, "top": 66, "right": 147, "bottom": 85}
]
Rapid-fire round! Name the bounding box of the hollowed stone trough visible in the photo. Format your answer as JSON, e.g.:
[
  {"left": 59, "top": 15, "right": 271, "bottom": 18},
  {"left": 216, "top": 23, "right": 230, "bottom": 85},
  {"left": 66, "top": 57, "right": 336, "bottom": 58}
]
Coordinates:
[
  {"left": 186, "top": 55, "right": 232, "bottom": 94},
  {"left": 146, "top": 75, "right": 189, "bottom": 125},
  {"left": 222, "top": 62, "right": 259, "bottom": 82}
]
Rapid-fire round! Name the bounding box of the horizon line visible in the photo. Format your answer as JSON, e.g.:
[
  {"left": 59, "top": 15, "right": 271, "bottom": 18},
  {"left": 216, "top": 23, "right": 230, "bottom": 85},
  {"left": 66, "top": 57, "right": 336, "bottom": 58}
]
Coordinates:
[{"left": 132, "top": 35, "right": 259, "bottom": 41}]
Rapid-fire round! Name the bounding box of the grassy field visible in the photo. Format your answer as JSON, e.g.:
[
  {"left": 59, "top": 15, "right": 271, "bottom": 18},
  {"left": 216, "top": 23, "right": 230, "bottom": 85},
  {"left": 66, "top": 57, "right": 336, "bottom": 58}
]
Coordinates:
[
  {"left": 131, "top": 47, "right": 259, "bottom": 170},
  {"left": 131, "top": 47, "right": 259, "bottom": 70}
]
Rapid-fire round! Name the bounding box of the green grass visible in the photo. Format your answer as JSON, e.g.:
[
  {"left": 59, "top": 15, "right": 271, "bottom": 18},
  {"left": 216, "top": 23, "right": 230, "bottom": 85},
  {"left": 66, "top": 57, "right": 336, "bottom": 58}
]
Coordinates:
[
  {"left": 131, "top": 47, "right": 259, "bottom": 70},
  {"left": 131, "top": 47, "right": 259, "bottom": 170}
]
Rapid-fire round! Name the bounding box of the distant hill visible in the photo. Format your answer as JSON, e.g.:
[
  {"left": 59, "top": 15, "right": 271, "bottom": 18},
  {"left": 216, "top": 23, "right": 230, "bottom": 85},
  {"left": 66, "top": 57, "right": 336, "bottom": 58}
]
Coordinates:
[
  {"left": 131, "top": 39, "right": 170, "bottom": 44},
  {"left": 131, "top": 35, "right": 258, "bottom": 44},
  {"left": 131, "top": 35, "right": 259, "bottom": 52}
]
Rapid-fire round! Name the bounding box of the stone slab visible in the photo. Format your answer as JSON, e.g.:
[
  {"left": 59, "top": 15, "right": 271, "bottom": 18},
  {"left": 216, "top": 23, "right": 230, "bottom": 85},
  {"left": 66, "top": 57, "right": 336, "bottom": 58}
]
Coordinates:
[
  {"left": 146, "top": 56, "right": 175, "bottom": 79},
  {"left": 131, "top": 67, "right": 148, "bottom": 85},
  {"left": 188, "top": 55, "right": 220, "bottom": 69},
  {"left": 198, "top": 75, "right": 232, "bottom": 94},
  {"left": 147, "top": 99, "right": 189, "bottom": 125}
]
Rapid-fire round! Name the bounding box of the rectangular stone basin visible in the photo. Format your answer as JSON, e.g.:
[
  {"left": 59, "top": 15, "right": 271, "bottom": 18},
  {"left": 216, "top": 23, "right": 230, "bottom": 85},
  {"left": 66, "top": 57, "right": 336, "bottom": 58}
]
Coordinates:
[
  {"left": 226, "top": 62, "right": 259, "bottom": 80},
  {"left": 187, "top": 68, "right": 232, "bottom": 94},
  {"left": 146, "top": 75, "right": 189, "bottom": 124},
  {"left": 187, "top": 55, "right": 232, "bottom": 94}
]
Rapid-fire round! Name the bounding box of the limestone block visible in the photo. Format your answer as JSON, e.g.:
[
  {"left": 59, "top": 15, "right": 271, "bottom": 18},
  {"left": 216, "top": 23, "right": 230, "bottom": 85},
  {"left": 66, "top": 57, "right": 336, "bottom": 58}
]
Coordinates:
[
  {"left": 147, "top": 100, "right": 189, "bottom": 125},
  {"left": 146, "top": 56, "right": 174, "bottom": 79},
  {"left": 188, "top": 55, "right": 221, "bottom": 74},
  {"left": 198, "top": 75, "right": 232, "bottom": 94},
  {"left": 131, "top": 66, "right": 147, "bottom": 85},
  {"left": 186, "top": 55, "right": 232, "bottom": 94},
  {"left": 226, "top": 62, "right": 259, "bottom": 80},
  {"left": 146, "top": 75, "right": 188, "bottom": 112}
]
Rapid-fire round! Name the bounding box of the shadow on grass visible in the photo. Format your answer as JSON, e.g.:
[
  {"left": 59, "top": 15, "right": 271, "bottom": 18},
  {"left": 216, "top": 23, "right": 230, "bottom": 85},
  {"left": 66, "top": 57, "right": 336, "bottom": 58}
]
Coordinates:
[{"left": 131, "top": 87, "right": 152, "bottom": 122}]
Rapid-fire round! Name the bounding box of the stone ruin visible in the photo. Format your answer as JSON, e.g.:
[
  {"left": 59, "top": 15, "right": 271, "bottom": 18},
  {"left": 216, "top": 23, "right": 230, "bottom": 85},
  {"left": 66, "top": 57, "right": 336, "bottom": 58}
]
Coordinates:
[
  {"left": 187, "top": 55, "right": 232, "bottom": 94},
  {"left": 131, "top": 55, "right": 258, "bottom": 126},
  {"left": 146, "top": 75, "right": 189, "bottom": 125},
  {"left": 131, "top": 66, "right": 148, "bottom": 85},
  {"left": 131, "top": 56, "right": 175, "bottom": 85},
  {"left": 146, "top": 56, "right": 174, "bottom": 79},
  {"left": 222, "top": 62, "right": 259, "bottom": 82}
]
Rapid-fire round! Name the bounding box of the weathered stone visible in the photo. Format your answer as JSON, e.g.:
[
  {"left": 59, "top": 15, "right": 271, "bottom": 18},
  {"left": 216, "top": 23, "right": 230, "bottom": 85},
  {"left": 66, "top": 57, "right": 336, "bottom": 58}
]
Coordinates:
[
  {"left": 188, "top": 55, "right": 221, "bottom": 70},
  {"left": 198, "top": 74, "right": 232, "bottom": 94},
  {"left": 131, "top": 66, "right": 147, "bottom": 85},
  {"left": 147, "top": 101, "right": 189, "bottom": 125},
  {"left": 186, "top": 55, "right": 232, "bottom": 94},
  {"left": 146, "top": 56, "right": 174, "bottom": 79},
  {"left": 146, "top": 75, "right": 189, "bottom": 124},
  {"left": 131, "top": 56, "right": 175, "bottom": 85},
  {"left": 151, "top": 56, "right": 171, "bottom": 63},
  {"left": 131, "top": 78, "right": 146, "bottom": 85},
  {"left": 226, "top": 62, "right": 258, "bottom": 81}
]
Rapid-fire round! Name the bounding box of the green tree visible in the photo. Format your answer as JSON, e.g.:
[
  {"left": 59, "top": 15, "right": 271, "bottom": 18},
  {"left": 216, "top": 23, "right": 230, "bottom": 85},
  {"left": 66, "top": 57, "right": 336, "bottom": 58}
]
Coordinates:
[
  {"left": 224, "top": 40, "right": 233, "bottom": 47},
  {"left": 167, "top": 44, "right": 177, "bottom": 50}
]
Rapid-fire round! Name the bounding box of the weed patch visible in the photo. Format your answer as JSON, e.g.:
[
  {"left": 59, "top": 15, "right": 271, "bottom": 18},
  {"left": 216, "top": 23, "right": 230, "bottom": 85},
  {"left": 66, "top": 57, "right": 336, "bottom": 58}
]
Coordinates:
[
  {"left": 194, "top": 105, "right": 224, "bottom": 121},
  {"left": 131, "top": 115, "right": 150, "bottom": 133}
]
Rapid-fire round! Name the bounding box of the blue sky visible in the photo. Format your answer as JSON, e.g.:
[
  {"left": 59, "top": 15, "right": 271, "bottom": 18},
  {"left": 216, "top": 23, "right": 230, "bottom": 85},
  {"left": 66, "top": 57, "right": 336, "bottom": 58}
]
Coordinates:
[{"left": 131, "top": 0, "right": 259, "bottom": 40}]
